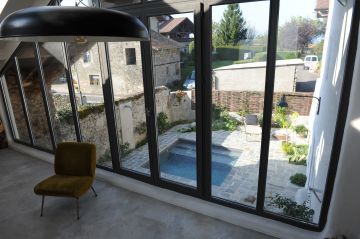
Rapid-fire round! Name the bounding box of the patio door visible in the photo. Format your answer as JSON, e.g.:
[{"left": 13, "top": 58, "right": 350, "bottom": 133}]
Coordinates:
[
  {"left": 204, "top": 0, "right": 271, "bottom": 207},
  {"left": 146, "top": 3, "right": 203, "bottom": 194}
]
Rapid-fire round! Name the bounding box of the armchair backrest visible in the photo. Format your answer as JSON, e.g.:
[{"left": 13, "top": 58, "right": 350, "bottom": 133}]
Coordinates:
[
  {"left": 54, "top": 142, "right": 96, "bottom": 177},
  {"left": 245, "top": 114, "right": 258, "bottom": 126}
]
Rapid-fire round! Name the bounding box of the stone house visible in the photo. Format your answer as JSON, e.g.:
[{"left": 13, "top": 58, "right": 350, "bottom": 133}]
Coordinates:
[
  {"left": 151, "top": 31, "right": 183, "bottom": 87},
  {"left": 70, "top": 17, "right": 183, "bottom": 100},
  {"left": 159, "top": 17, "right": 194, "bottom": 44},
  {"left": 315, "top": 0, "right": 329, "bottom": 19}
]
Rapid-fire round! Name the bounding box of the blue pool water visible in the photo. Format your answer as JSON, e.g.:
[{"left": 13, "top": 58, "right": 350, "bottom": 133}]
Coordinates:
[{"left": 159, "top": 140, "right": 241, "bottom": 186}]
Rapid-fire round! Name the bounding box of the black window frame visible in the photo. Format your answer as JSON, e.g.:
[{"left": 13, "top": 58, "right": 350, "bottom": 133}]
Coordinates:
[{"left": 0, "top": 0, "right": 358, "bottom": 232}]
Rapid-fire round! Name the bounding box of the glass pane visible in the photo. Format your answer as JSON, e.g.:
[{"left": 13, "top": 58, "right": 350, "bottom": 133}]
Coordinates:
[
  {"left": 211, "top": 1, "right": 270, "bottom": 206},
  {"left": 108, "top": 41, "right": 150, "bottom": 175},
  {"left": 265, "top": 0, "right": 330, "bottom": 224},
  {"left": 150, "top": 13, "right": 197, "bottom": 187},
  {"left": 67, "top": 42, "right": 113, "bottom": 168},
  {"left": 1, "top": 61, "right": 31, "bottom": 143},
  {"left": 39, "top": 42, "right": 77, "bottom": 144},
  {"left": 16, "top": 43, "right": 53, "bottom": 150}
]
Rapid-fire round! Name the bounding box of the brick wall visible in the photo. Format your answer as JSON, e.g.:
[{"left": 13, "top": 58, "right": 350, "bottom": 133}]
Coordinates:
[{"left": 192, "top": 90, "right": 314, "bottom": 116}]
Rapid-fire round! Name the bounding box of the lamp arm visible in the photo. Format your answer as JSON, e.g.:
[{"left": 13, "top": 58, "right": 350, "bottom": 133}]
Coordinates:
[{"left": 282, "top": 94, "right": 321, "bottom": 115}]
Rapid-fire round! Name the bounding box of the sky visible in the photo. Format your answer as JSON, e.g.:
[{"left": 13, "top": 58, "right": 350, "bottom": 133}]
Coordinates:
[
  {"left": 173, "top": 0, "right": 317, "bottom": 35},
  {"left": 63, "top": 0, "right": 317, "bottom": 36}
]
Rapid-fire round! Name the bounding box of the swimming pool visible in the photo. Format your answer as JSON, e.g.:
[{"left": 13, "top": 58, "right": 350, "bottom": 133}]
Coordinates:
[{"left": 156, "top": 139, "right": 242, "bottom": 186}]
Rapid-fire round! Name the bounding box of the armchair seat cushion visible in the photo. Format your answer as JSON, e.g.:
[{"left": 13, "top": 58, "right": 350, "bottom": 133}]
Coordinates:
[{"left": 34, "top": 175, "right": 93, "bottom": 198}]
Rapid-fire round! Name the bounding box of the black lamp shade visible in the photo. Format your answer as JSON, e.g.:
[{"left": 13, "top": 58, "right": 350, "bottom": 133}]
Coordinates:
[
  {"left": 0, "top": 6, "right": 149, "bottom": 42},
  {"left": 277, "top": 95, "right": 288, "bottom": 108}
]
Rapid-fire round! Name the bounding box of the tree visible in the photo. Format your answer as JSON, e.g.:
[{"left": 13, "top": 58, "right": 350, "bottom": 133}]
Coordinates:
[
  {"left": 212, "top": 22, "right": 220, "bottom": 46},
  {"left": 215, "top": 4, "right": 248, "bottom": 46},
  {"left": 246, "top": 26, "right": 256, "bottom": 44},
  {"left": 278, "top": 17, "right": 325, "bottom": 53},
  {"left": 312, "top": 40, "right": 324, "bottom": 56}
]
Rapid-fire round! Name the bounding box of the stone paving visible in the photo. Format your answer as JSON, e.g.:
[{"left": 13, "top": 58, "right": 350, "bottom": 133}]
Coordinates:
[{"left": 101, "top": 123, "right": 307, "bottom": 208}]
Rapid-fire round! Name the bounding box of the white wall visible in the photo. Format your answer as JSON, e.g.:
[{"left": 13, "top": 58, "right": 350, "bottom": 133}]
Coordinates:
[
  {"left": 322, "top": 19, "right": 360, "bottom": 239},
  {"left": 306, "top": 0, "right": 354, "bottom": 222},
  {"left": 214, "top": 62, "right": 299, "bottom": 92}
]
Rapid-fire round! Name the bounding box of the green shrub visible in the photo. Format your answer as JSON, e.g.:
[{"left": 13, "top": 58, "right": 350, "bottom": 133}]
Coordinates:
[
  {"left": 290, "top": 173, "right": 307, "bottom": 187},
  {"left": 253, "top": 51, "right": 299, "bottom": 61},
  {"left": 274, "top": 106, "right": 290, "bottom": 129},
  {"left": 258, "top": 114, "right": 263, "bottom": 127},
  {"left": 157, "top": 112, "right": 191, "bottom": 134},
  {"left": 288, "top": 144, "right": 309, "bottom": 165},
  {"left": 281, "top": 142, "right": 309, "bottom": 166},
  {"left": 134, "top": 122, "right": 147, "bottom": 135},
  {"left": 78, "top": 104, "right": 105, "bottom": 119},
  {"left": 294, "top": 125, "right": 308, "bottom": 138},
  {"left": 119, "top": 142, "right": 131, "bottom": 157},
  {"left": 56, "top": 104, "right": 106, "bottom": 124},
  {"left": 277, "top": 51, "right": 300, "bottom": 60},
  {"left": 212, "top": 105, "right": 223, "bottom": 121},
  {"left": 268, "top": 194, "right": 314, "bottom": 222},
  {"left": 214, "top": 45, "right": 265, "bottom": 61},
  {"left": 135, "top": 138, "right": 148, "bottom": 148},
  {"left": 56, "top": 108, "right": 73, "bottom": 124},
  {"left": 157, "top": 112, "right": 169, "bottom": 134},
  {"left": 253, "top": 52, "right": 267, "bottom": 61},
  {"left": 212, "top": 105, "right": 239, "bottom": 131},
  {"left": 281, "top": 142, "right": 295, "bottom": 155}
]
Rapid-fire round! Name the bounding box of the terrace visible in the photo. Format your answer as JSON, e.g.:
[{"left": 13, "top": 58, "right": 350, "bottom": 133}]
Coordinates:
[{"left": 101, "top": 121, "right": 308, "bottom": 207}]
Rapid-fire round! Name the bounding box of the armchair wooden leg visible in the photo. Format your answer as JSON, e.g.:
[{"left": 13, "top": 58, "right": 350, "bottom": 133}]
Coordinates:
[
  {"left": 90, "top": 186, "right": 97, "bottom": 197},
  {"left": 40, "top": 195, "right": 45, "bottom": 217},
  {"left": 76, "top": 198, "right": 79, "bottom": 220}
]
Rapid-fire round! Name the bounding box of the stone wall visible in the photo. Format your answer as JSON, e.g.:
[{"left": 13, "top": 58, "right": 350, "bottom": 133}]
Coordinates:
[
  {"left": 109, "top": 42, "right": 144, "bottom": 97},
  {"left": 51, "top": 86, "right": 195, "bottom": 162},
  {"left": 2, "top": 67, "right": 52, "bottom": 148},
  {"left": 209, "top": 90, "right": 314, "bottom": 116},
  {"left": 79, "top": 109, "right": 110, "bottom": 160},
  {"left": 3, "top": 72, "right": 30, "bottom": 142},
  {"left": 152, "top": 48, "right": 181, "bottom": 87},
  {"left": 71, "top": 42, "right": 181, "bottom": 98},
  {"left": 116, "top": 87, "right": 195, "bottom": 150},
  {"left": 21, "top": 78, "right": 52, "bottom": 149}
]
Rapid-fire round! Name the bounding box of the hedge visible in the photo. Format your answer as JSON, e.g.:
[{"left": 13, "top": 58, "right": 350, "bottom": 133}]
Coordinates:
[
  {"left": 213, "top": 45, "right": 299, "bottom": 62},
  {"left": 253, "top": 51, "right": 300, "bottom": 61},
  {"left": 213, "top": 45, "right": 266, "bottom": 61}
]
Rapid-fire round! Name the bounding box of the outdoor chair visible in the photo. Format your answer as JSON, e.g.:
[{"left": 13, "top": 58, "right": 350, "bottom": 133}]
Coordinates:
[
  {"left": 34, "top": 142, "right": 97, "bottom": 219},
  {"left": 243, "top": 114, "right": 262, "bottom": 141}
]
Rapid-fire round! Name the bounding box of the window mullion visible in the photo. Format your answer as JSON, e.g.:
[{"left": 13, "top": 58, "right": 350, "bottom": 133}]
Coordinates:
[
  {"left": 62, "top": 43, "right": 83, "bottom": 142},
  {"left": 33, "top": 42, "right": 57, "bottom": 151},
  {"left": 14, "top": 56, "right": 35, "bottom": 145},
  {"left": 256, "top": 0, "right": 280, "bottom": 213}
]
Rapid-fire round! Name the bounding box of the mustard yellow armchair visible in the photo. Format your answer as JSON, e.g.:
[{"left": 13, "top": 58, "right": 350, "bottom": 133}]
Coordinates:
[{"left": 34, "top": 142, "right": 97, "bottom": 219}]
